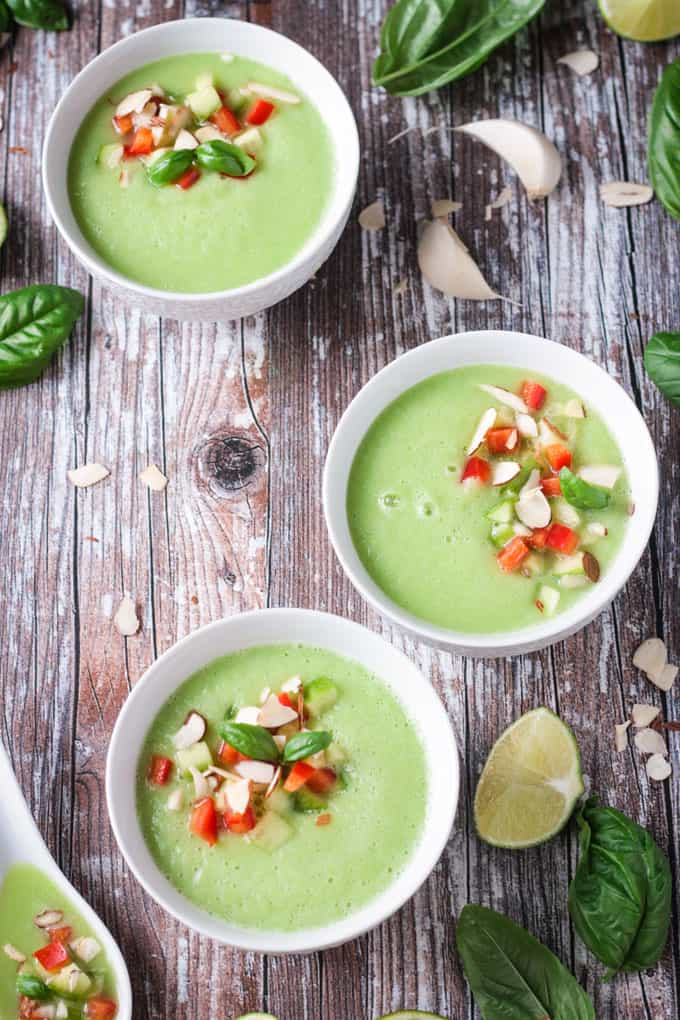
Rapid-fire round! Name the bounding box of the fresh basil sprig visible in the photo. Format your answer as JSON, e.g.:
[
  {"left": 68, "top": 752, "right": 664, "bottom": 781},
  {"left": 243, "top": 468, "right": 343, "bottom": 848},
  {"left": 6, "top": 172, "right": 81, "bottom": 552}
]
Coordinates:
[
  {"left": 6, "top": 0, "right": 68, "bottom": 30},
  {"left": 568, "top": 798, "right": 671, "bottom": 978},
  {"left": 456, "top": 904, "right": 595, "bottom": 1020},
  {"left": 644, "top": 331, "right": 680, "bottom": 409},
  {"left": 282, "top": 730, "right": 332, "bottom": 763},
  {"left": 219, "top": 722, "right": 280, "bottom": 763},
  {"left": 373, "top": 0, "right": 544, "bottom": 97},
  {"left": 559, "top": 467, "right": 610, "bottom": 511},
  {"left": 0, "top": 284, "right": 85, "bottom": 389},
  {"left": 146, "top": 149, "right": 195, "bottom": 188},
  {"left": 16, "top": 974, "right": 51, "bottom": 1000},
  {"left": 648, "top": 57, "right": 680, "bottom": 222},
  {"left": 196, "top": 140, "right": 256, "bottom": 177}
]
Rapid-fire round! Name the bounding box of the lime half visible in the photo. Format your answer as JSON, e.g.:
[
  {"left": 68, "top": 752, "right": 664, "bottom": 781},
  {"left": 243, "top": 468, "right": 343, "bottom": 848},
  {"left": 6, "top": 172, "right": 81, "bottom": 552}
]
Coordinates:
[
  {"left": 378, "top": 1014, "right": 449, "bottom": 1019},
  {"left": 0, "top": 203, "right": 7, "bottom": 249},
  {"left": 474, "top": 707, "right": 583, "bottom": 849},
  {"left": 599, "top": 0, "right": 680, "bottom": 40}
]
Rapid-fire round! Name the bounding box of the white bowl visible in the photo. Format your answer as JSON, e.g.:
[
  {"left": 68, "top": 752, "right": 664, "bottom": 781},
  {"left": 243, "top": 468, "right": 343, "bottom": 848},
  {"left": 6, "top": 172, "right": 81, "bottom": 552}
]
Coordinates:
[
  {"left": 106, "top": 608, "right": 459, "bottom": 953},
  {"left": 323, "top": 330, "right": 659, "bottom": 658},
  {"left": 42, "top": 18, "right": 359, "bottom": 321}
]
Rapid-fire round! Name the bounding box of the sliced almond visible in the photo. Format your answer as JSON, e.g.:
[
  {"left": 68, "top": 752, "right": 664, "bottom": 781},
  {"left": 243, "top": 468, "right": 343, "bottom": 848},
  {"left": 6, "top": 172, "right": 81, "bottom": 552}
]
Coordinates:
[
  {"left": 505, "top": 428, "right": 519, "bottom": 451},
  {"left": 3, "top": 943, "right": 26, "bottom": 963},
  {"left": 264, "top": 764, "right": 282, "bottom": 800},
  {"left": 167, "top": 789, "right": 184, "bottom": 811},
  {"left": 246, "top": 81, "right": 300, "bottom": 104},
  {"left": 116, "top": 89, "right": 153, "bottom": 117},
  {"left": 466, "top": 408, "right": 497, "bottom": 456},
  {"left": 634, "top": 728, "right": 667, "bottom": 756},
  {"left": 258, "top": 692, "right": 298, "bottom": 729},
  {"left": 631, "top": 704, "right": 661, "bottom": 729},
  {"left": 235, "top": 705, "right": 261, "bottom": 725},
  {"left": 586, "top": 521, "right": 608, "bottom": 539},
  {"left": 646, "top": 754, "right": 672, "bottom": 782},
  {"left": 431, "top": 197, "right": 462, "bottom": 217},
  {"left": 564, "top": 398, "right": 586, "bottom": 418},
  {"left": 418, "top": 219, "right": 500, "bottom": 300},
  {"left": 600, "top": 181, "right": 654, "bottom": 208},
  {"left": 555, "top": 498, "right": 581, "bottom": 528},
  {"left": 615, "top": 720, "right": 630, "bottom": 751},
  {"left": 173, "top": 129, "right": 198, "bottom": 151},
  {"left": 34, "top": 909, "right": 63, "bottom": 929},
  {"left": 491, "top": 461, "right": 521, "bottom": 486},
  {"left": 633, "top": 637, "right": 667, "bottom": 680},
  {"left": 114, "top": 596, "right": 139, "bottom": 636},
  {"left": 33, "top": 1007, "right": 56, "bottom": 1020},
  {"left": 273, "top": 733, "right": 287, "bottom": 752},
  {"left": 69, "top": 937, "right": 100, "bottom": 964},
  {"left": 172, "top": 710, "right": 207, "bottom": 750},
  {"left": 478, "top": 384, "right": 528, "bottom": 413},
  {"left": 358, "top": 200, "right": 385, "bottom": 231},
  {"left": 582, "top": 551, "right": 600, "bottom": 582},
  {"left": 516, "top": 487, "right": 551, "bottom": 528},
  {"left": 225, "top": 778, "right": 252, "bottom": 815},
  {"left": 652, "top": 663, "right": 678, "bottom": 692},
  {"left": 189, "top": 766, "right": 210, "bottom": 799},
  {"left": 234, "top": 760, "right": 275, "bottom": 786},
  {"left": 557, "top": 49, "right": 599, "bottom": 76},
  {"left": 139, "top": 463, "right": 168, "bottom": 491},
  {"left": 516, "top": 412, "right": 538, "bottom": 438},
  {"left": 195, "top": 125, "right": 222, "bottom": 143},
  {"left": 67, "top": 463, "right": 110, "bottom": 488},
  {"left": 513, "top": 522, "right": 532, "bottom": 537},
  {"left": 578, "top": 464, "right": 621, "bottom": 489},
  {"left": 538, "top": 417, "right": 567, "bottom": 446},
  {"left": 560, "top": 575, "right": 588, "bottom": 589},
  {"left": 520, "top": 468, "right": 541, "bottom": 497},
  {"left": 259, "top": 686, "right": 272, "bottom": 705},
  {"left": 281, "top": 674, "right": 302, "bottom": 694}
]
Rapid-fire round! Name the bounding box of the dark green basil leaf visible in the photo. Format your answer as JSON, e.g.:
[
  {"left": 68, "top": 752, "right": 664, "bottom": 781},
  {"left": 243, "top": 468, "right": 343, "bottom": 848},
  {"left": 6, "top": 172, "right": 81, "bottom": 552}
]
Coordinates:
[
  {"left": 0, "top": 284, "right": 84, "bottom": 390},
  {"left": 282, "top": 730, "right": 332, "bottom": 763},
  {"left": 6, "top": 0, "right": 68, "bottom": 30},
  {"left": 559, "top": 467, "right": 610, "bottom": 510},
  {"left": 373, "top": 0, "right": 544, "bottom": 97},
  {"left": 218, "top": 722, "right": 280, "bottom": 762},
  {"left": 195, "top": 140, "right": 256, "bottom": 177},
  {"left": 456, "top": 905, "right": 595, "bottom": 1020},
  {"left": 648, "top": 57, "right": 680, "bottom": 222},
  {"left": 16, "top": 974, "right": 51, "bottom": 1000},
  {"left": 0, "top": 1, "right": 14, "bottom": 35},
  {"left": 644, "top": 331, "right": 680, "bottom": 409},
  {"left": 146, "top": 149, "right": 195, "bottom": 188},
  {"left": 568, "top": 798, "right": 671, "bottom": 977}
]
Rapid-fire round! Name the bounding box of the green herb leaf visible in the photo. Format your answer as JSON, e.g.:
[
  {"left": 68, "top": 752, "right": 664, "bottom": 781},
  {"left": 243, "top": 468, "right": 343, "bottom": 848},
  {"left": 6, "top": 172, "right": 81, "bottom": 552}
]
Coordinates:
[
  {"left": 456, "top": 904, "right": 595, "bottom": 1020},
  {"left": 16, "top": 974, "right": 51, "bottom": 1000},
  {"left": 0, "top": 284, "right": 85, "bottom": 390},
  {"left": 195, "top": 139, "right": 256, "bottom": 177},
  {"left": 282, "top": 730, "right": 332, "bottom": 763},
  {"left": 218, "top": 722, "right": 280, "bottom": 762},
  {"left": 568, "top": 798, "right": 671, "bottom": 977},
  {"left": 146, "top": 149, "right": 195, "bottom": 188},
  {"left": 648, "top": 57, "right": 680, "bottom": 221},
  {"left": 0, "top": 1, "right": 14, "bottom": 35},
  {"left": 373, "top": 0, "right": 544, "bottom": 97},
  {"left": 6, "top": 0, "right": 68, "bottom": 30},
  {"left": 644, "top": 331, "right": 680, "bottom": 409},
  {"left": 559, "top": 467, "right": 610, "bottom": 510}
]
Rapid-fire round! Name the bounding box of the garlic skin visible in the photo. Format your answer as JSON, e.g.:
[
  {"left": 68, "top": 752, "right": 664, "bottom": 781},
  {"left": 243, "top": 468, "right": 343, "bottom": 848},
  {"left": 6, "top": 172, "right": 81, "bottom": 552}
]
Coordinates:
[{"left": 456, "top": 119, "right": 562, "bottom": 200}]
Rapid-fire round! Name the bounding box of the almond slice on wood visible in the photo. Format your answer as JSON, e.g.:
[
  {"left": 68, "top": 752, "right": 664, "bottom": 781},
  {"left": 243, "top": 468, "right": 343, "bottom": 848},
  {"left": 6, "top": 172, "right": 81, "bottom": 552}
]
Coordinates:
[
  {"left": 258, "top": 692, "right": 298, "bottom": 728},
  {"left": 466, "top": 408, "right": 497, "bottom": 455},
  {"left": 633, "top": 637, "right": 667, "bottom": 680},
  {"left": 234, "top": 760, "right": 275, "bottom": 786},
  {"left": 431, "top": 198, "right": 462, "bottom": 217},
  {"left": 516, "top": 487, "right": 551, "bottom": 528},
  {"left": 172, "top": 710, "right": 207, "bottom": 749},
  {"left": 491, "top": 461, "right": 521, "bottom": 486},
  {"left": 600, "top": 181, "right": 653, "bottom": 208},
  {"left": 634, "top": 728, "right": 667, "bottom": 756},
  {"left": 631, "top": 704, "right": 661, "bottom": 729},
  {"left": 615, "top": 720, "right": 630, "bottom": 751},
  {"left": 114, "top": 596, "right": 139, "bottom": 636},
  {"left": 358, "top": 200, "right": 385, "bottom": 231},
  {"left": 68, "top": 463, "right": 110, "bottom": 488},
  {"left": 557, "top": 49, "right": 599, "bottom": 76},
  {"left": 646, "top": 754, "right": 672, "bottom": 782},
  {"left": 418, "top": 219, "right": 500, "bottom": 300},
  {"left": 653, "top": 663, "right": 678, "bottom": 692}
]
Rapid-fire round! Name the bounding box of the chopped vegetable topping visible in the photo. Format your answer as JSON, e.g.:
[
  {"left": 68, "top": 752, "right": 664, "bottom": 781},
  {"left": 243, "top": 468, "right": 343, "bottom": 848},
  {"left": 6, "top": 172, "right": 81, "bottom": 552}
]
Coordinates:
[{"left": 461, "top": 456, "right": 491, "bottom": 484}]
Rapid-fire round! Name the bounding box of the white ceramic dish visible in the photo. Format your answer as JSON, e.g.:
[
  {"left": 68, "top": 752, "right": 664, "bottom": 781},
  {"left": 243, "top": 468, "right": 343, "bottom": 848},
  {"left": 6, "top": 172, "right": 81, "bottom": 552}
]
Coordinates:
[
  {"left": 0, "top": 740, "right": 132, "bottom": 1018},
  {"left": 106, "top": 608, "right": 459, "bottom": 954},
  {"left": 323, "top": 330, "right": 659, "bottom": 658},
  {"left": 42, "top": 18, "right": 359, "bottom": 321}
]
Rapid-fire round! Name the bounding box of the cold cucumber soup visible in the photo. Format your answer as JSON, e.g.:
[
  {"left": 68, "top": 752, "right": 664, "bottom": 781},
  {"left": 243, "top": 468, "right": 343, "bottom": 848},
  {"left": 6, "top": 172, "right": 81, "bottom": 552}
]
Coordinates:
[
  {"left": 137, "top": 643, "right": 427, "bottom": 931},
  {"left": 347, "top": 366, "right": 630, "bottom": 633},
  {"left": 68, "top": 53, "right": 334, "bottom": 292},
  {"left": 0, "top": 864, "right": 118, "bottom": 1019}
]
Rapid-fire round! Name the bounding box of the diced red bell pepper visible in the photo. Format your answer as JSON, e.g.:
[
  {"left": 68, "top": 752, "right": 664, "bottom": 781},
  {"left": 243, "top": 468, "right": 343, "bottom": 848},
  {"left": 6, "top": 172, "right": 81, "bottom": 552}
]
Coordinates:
[
  {"left": 283, "top": 761, "right": 315, "bottom": 793},
  {"left": 246, "top": 98, "right": 275, "bottom": 126},
  {"left": 521, "top": 380, "right": 547, "bottom": 410},
  {"left": 486, "top": 427, "right": 518, "bottom": 454},
  {"left": 526, "top": 527, "right": 550, "bottom": 550},
  {"left": 190, "top": 797, "right": 217, "bottom": 847},
  {"left": 307, "top": 767, "right": 337, "bottom": 795},
  {"left": 33, "top": 940, "right": 70, "bottom": 972},
  {"left": 546, "top": 523, "right": 579, "bottom": 555},
  {"left": 278, "top": 691, "right": 295, "bottom": 710},
  {"left": 217, "top": 740, "right": 239, "bottom": 765},
  {"left": 225, "top": 805, "right": 256, "bottom": 834},
  {"left": 496, "top": 536, "right": 530, "bottom": 573},
  {"left": 84, "top": 997, "right": 118, "bottom": 1020},
  {"left": 316, "top": 813, "right": 332, "bottom": 827},
  {"left": 126, "top": 127, "right": 154, "bottom": 156},
  {"left": 461, "top": 456, "right": 491, "bottom": 485},
  {"left": 544, "top": 444, "right": 572, "bottom": 471},
  {"left": 112, "top": 114, "right": 133, "bottom": 135},
  {"left": 212, "top": 105, "right": 241, "bottom": 136},
  {"left": 148, "top": 755, "right": 173, "bottom": 786},
  {"left": 176, "top": 166, "right": 201, "bottom": 190},
  {"left": 48, "top": 925, "right": 73, "bottom": 944},
  {"left": 540, "top": 475, "right": 562, "bottom": 497}
]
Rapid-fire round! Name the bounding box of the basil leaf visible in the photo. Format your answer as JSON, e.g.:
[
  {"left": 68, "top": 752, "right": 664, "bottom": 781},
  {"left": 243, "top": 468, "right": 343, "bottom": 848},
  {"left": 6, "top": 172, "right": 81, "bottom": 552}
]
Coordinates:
[
  {"left": 0, "top": 284, "right": 84, "bottom": 390},
  {"left": 16, "top": 974, "right": 51, "bottom": 1000},
  {"left": 282, "top": 730, "right": 332, "bottom": 763},
  {"left": 644, "top": 331, "right": 680, "bottom": 409},
  {"left": 568, "top": 798, "right": 671, "bottom": 978},
  {"left": 195, "top": 140, "right": 256, "bottom": 177},
  {"left": 559, "top": 467, "right": 610, "bottom": 510},
  {"left": 0, "top": 1, "right": 14, "bottom": 34},
  {"left": 456, "top": 905, "right": 594, "bottom": 1020},
  {"left": 218, "top": 722, "right": 280, "bottom": 762},
  {"left": 373, "top": 0, "right": 544, "bottom": 98},
  {"left": 6, "top": 0, "right": 68, "bottom": 30},
  {"left": 146, "top": 149, "right": 195, "bottom": 188},
  {"left": 648, "top": 57, "right": 680, "bottom": 222}
]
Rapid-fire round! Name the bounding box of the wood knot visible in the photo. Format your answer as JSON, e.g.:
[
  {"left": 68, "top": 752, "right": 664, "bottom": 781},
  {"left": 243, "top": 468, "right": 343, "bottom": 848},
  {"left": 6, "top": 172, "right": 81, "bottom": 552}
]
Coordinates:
[{"left": 196, "top": 433, "right": 265, "bottom": 496}]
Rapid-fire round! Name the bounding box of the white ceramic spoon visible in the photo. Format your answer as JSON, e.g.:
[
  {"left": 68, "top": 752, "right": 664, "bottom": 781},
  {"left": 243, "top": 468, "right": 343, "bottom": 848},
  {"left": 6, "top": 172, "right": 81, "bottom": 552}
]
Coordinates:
[{"left": 0, "top": 739, "right": 132, "bottom": 1019}]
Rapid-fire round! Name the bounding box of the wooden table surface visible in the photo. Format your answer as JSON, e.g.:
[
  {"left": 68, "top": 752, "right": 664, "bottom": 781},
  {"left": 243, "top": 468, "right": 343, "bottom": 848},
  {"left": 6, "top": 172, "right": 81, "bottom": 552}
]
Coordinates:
[{"left": 0, "top": 1, "right": 678, "bottom": 1017}]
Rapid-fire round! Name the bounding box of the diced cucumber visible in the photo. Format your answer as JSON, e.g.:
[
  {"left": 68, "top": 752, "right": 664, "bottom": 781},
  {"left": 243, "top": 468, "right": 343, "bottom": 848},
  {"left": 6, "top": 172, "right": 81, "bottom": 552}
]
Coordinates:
[
  {"left": 326, "top": 740, "right": 348, "bottom": 766},
  {"left": 97, "top": 143, "right": 124, "bottom": 169},
  {"left": 304, "top": 677, "right": 338, "bottom": 716},
  {"left": 195, "top": 71, "right": 214, "bottom": 90},
  {"left": 536, "top": 584, "right": 560, "bottom": 616},
  {"left": 249, "top": 811, "right": 292, "bottom": 852},
  {"left": 560, "top": 574, "right": 588, "bottom": 589},
  {"left": 234, "top": 126, "right": 263, "bottom": 152},
  {"left": 554, "top": 497, "right": 581, "bottom": 528},
  {"left": 186, "top": 85, "right": 221, "bottom": 120},
  {"left": 237, "top": 1014, "right": 280, "bottom": 1020},
  {"left": 228, "top": 87, "right": 248, "bottom": 112},
  {"left": 176, "top": 740, "right": 212, "bottom": 777},
  {"left": 486, "top": 499, "right": 515, "bottom": 524},
  {"left": 523, "top": 552, "right": 545, "bottom": 577},
  {"left": 142, "top": 146, "right": 171, "bottom": 167},
  {"left": 490, "top": 522, "right": 514, "bottom": 548},
  {"left": 293, "top": 788, "right": 327, "bottom": 813},
  {"left": 552, "top": 553, "right": 585, "bottom": 576},
  {"left": 266, "top": 787, "right": 291, "bottom": 815},
  {"left": 48, "top": 964, "right": 91, "bottom": 999}
]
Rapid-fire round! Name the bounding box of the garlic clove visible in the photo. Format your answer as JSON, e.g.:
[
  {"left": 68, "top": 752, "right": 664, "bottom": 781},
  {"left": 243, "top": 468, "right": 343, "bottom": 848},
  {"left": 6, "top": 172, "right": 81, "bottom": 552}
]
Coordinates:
[
  {"left": 358, "top": 200, "right": 385, "bottom": 231},
  {"left": 456, "top": 119, "right": 562, "bottom": 199},
  {"left": 114, "top": 596, "right": 139, "bottom": 636},
  {"left": 418, "top": 219, "right": 500, "bottom": 300},
  {"left": 431, "top": 197, "right": 462, "bottom": 218}
]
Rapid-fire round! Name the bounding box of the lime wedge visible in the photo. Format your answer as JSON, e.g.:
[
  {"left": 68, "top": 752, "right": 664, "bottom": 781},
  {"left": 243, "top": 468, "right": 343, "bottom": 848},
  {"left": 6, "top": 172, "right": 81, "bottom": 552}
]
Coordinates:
[
  {"left": 0, "top": 204, "right": 7, "bottom": 249},
  {"left": 378, "top": 1014, "right": 449, "bottom": 1019},
  {"left": 598, "top": 0, "right": 680, "bottom": 40},
  {"left": 474, "top": 707, "right": 583, "bottom": 849}
]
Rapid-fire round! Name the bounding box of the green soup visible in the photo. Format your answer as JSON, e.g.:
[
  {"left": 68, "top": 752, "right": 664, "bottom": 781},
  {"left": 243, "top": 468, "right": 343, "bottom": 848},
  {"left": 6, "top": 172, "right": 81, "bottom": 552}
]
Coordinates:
[
  {"left": 136, "top": 643, "right": 427, "bottom": 931},
  {"left": 347, "top": 365, "right": 629, "bottom": 634},
  {"left": 0, "top": 864, "right": 117, "bottom": 1019},
  {"left": 68, "top": 53, "right": 334, "bottom": 292}
]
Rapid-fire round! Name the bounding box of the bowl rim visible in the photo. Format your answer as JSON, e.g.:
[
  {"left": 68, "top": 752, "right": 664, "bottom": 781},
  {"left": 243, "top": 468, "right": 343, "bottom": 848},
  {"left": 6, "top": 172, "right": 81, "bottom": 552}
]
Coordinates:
[
  {"left": 42, "top": 17, "right": 359, "bottom": 306},
  {"left": 322, "top": 330, "right": 659, "bottom": 656},
  {"left": 105, "top": 607, "right": 459, "bottom": 954}
]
